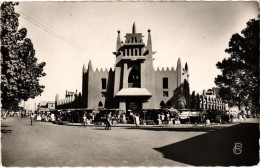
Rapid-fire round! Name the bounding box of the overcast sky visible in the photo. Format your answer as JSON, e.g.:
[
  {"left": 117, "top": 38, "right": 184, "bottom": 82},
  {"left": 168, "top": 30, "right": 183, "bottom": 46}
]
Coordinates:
[{"left": 16, "top": 2, "right": 258, "bottom": 110}]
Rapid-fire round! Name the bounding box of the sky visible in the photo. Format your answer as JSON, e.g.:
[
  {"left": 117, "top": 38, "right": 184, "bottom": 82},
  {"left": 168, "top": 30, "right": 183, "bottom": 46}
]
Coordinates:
[{"left": 15, "top": 1, "right": 258, "bottom": 110}]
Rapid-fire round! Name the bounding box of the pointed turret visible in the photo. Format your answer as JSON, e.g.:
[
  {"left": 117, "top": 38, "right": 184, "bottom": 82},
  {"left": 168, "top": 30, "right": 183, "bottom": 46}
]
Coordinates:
[
  {"left": 132, "top": 22, "right": 136, "bottom": 33},
  {"left": 177, "top": 58, "right": 181, "bottom": 68},
  {"left": 88, "top": 60, "right": 93, "bottom": 71},
  {"left": 185, "top": 62, "right": 188, "bottom": 71},
  {"left": 184, "top": 62, "right": 189, "bottom": 82},
  {"left": 177, "top": 58, "right": 182, "bottom": 87},
  {"left": 116, "top": 30, "right": 121, "bottom": 51},
  {"left": 147, "top": 29, "right": 152, "bottom": 49}
]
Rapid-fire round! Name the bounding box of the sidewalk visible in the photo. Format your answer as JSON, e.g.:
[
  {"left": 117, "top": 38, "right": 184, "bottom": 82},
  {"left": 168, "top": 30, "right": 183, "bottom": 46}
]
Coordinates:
[{"left": 61, "top": 122, "right": 236, "bottom": 128}]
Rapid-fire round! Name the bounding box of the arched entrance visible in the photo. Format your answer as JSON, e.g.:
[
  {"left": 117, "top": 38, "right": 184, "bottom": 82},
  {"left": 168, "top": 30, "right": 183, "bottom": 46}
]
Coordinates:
[
  {"left": 128, "top": 67, "right": 140, "bottom": 88},
  {"left": 160, "top": 101, "right": 165, "bottom": 107}
]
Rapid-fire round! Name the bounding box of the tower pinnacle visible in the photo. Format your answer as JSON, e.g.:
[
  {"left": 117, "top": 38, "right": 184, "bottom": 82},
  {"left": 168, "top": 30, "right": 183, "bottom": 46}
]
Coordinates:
[
  {"left": 147, "top": 29, "right": 152, "bottom": 48},
  {"left": 177, "top": 58, "right": 181, "bottom": 66},
  {"left": 132, "top": 22, "right": 136, "bottom": 34},
  {"left": 116, "top": 30, "right": 121, "bottom": 51},
  {"left": 185, "top": 62, "right": 188, "bottom": 71},
  {"left": 88, "top": 60, "right": 93, "bottom": 70}
]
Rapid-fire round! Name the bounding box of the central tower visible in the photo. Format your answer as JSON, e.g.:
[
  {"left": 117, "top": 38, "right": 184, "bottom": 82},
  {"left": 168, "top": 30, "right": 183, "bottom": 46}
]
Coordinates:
[{"left": 113, "top": 23, "right": 156, "bottom": 113}]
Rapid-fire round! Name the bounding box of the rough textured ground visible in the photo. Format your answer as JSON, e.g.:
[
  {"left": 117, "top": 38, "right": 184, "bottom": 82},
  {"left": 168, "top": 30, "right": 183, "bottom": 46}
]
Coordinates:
[{"left": 1, "top": 117, "right": 259, "bottom": 167}]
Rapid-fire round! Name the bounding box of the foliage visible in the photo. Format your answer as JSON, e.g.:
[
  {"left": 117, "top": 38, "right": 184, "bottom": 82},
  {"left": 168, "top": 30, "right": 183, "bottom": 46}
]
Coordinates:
[
  {"left": 215, "top": 19, "right": 259, "bottom": 110},
  {"left": 190, "top": 91, "right": 196, "bottom": 109},
  {"left": 171, "top": 82, "right": 190, "bottom": 109},
  {"left": 1, "top": 2, "right": 46, "bottom": 110}
]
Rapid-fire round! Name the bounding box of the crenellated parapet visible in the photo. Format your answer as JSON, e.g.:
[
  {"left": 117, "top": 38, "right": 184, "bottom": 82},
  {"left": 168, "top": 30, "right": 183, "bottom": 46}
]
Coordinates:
[{"left": 154, "top": 67, "right": 176, "bottom": 73}]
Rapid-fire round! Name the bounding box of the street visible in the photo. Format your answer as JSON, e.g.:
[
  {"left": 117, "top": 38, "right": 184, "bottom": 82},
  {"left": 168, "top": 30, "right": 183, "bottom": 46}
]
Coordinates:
[{"left": 1, "top": 117, "right": 259, "bottom": 167}]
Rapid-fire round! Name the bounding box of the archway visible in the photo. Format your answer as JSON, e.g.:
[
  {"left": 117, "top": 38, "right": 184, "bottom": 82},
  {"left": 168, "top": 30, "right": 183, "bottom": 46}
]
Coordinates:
[
  {"left": 160, "top": 101, "right": 165, "bottom": 107},
  {"left": 98, "top": 101, "right": 103, "bottom": 108},
  {"left": 128, "top": 67, "right": 140, "bottom": 88}
]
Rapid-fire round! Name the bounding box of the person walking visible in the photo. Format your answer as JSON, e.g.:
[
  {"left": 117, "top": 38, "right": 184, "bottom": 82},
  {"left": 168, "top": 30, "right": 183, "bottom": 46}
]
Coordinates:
[
  {"left": 83, "top": 114, "right": 87, "bottom": 127},
  {"left": 135, "top": 114, "right": 140, "bottom": 128},
  {"left": 30, "top": 113, "right": 34, "bottom": 125},
  {"left": 105, "top": 112, "right": 112, "bottom": 130},
  {"left": 3, "top": 112, "right": 6, "bottom": 120}
]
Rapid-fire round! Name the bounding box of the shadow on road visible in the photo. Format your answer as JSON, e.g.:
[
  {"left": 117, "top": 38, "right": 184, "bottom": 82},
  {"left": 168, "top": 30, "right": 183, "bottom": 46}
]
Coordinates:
[
  {"left": 1, "top": 124, "right": 13, "bottom": 134},
  {"left": 154, "top": 123, "right": 259, "bottom": 166},
  {"left": 1, "top": 129, "right": 13, "bottom": 134},
  {"left": 1, "top": 125, "right": 10, "bottom": 128}
]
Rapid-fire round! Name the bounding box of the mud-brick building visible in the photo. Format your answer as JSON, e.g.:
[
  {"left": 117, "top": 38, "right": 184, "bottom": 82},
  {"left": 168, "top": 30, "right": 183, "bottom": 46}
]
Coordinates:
[{"left": 79, "top": 23, "right": 190, "bottom": 113}]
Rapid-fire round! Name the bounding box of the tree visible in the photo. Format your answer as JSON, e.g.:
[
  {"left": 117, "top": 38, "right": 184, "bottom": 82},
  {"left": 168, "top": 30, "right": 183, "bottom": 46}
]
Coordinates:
[
  {"left": 215, "top": 19, "right": 259, "bottom": 111},
  {"left": 1, "top": 2, "right": 46, "bottom": 110},
  {"left": 190, "top": 91, "right": 196, "bottom": 109}
]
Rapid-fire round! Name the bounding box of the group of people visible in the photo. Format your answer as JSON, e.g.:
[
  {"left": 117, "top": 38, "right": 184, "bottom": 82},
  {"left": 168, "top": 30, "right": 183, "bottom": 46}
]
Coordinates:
[
  {"left": 157, "top": 112, "right": 172, "bottom": 125},
  {"left": 82, "top": 114, "right": 95, "bottom": 126},
  {"left": 104, "top": 112, "right": 140, "bottom": 129},
  {"left": 29, "top": 113, "right": 51, "bottom": 122}
]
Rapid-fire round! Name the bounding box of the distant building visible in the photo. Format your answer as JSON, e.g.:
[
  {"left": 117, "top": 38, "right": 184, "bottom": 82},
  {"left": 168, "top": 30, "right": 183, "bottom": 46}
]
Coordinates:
[
  {"left": 199, "top": 89, "right": 227, "bottom": 111},
  {"left": 38, "top": 101, "right": 55, "bottom": 113},
  {"left": 56, "top": 23, "right": 190, "bottom": 113}
]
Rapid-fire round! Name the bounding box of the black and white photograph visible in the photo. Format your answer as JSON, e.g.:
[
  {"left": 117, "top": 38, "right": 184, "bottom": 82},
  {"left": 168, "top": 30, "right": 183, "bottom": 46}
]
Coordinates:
[{"left": 1, "top": 1, "right": 259, "bottom": 167}]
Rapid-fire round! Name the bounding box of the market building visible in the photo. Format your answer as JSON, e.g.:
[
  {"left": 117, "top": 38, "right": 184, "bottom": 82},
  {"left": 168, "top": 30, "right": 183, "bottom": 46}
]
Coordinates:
[{"left": 56, "top": 23, "right": 190, "bottom": 113}]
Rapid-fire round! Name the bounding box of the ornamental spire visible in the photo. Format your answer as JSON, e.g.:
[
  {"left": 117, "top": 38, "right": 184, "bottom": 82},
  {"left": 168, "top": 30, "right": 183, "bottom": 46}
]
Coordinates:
[
  {"left": 147, "top": 29, "right": 152, "bottom": 48},
  {"left": 116, "top": 30, "right": 121, "bottom": 51},
  {"left": 177, "top": 58, "right": 181, "bottom": 68},
  {"left": 88, "top": 59, "right": 93, "bottom": 70},
  {"left": 185, "top": 62, "right": 188, "bottom": 71},
  {"left": 132, "top": 22, "right": 136, "bottom": 34}
]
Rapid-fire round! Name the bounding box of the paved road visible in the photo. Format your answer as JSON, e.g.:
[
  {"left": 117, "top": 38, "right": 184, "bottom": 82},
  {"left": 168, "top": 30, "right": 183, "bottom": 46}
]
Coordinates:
[{"left": 1, "top": 117, "right": 259, "bottom": 167}]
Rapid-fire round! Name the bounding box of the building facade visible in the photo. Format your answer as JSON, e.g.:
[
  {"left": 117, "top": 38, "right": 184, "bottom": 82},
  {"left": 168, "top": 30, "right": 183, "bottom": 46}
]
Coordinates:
[
  {"left": 199, "top": 89, "right": 226, "bottom": 111},
  {"left": 76, "top": 23, "right": 189, "bottom": 113},
  {"left": 38, "top": 101, "right": 55, "bottom": 113}
]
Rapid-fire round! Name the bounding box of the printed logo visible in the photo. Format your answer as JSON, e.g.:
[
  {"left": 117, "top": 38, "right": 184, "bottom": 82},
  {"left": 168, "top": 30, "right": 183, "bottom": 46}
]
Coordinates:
[{"left": 233, "top": 143, "right": 242, "bottom": 155}]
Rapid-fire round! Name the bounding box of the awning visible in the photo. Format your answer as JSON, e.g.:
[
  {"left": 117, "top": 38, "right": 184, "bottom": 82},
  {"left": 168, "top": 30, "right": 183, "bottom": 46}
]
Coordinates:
[{"left": 115, "top": 88, "right": 152, "bottom": 97}]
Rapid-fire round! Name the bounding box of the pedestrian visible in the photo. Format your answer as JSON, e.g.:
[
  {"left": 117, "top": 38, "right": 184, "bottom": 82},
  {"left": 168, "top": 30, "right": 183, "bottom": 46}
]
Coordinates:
[
  {"left": 166, "top": 112, "right": 170, "bottom": 121},
  {"left": 92, "top": 114, "right": 95, "bottom": 124},
  {"left": 3, "top": 112, "right": 6, "bottom": 120},
  {"left": 122, "top": 113, "right": 126, "bottom": 123},
  {"left": 105, "top": 112, "right": 112, "bottom": 130},
  {"left": 30, "top": 113, "right": 34, "bottom": 125},
  {"left": 135, "top": 114, "right": 140, "bottom": 128},
  {"left": 161, "top": 113, "right": 165, "bottom": 122},
  {"left": 157, "top": 114, "right": 161, "bottom": 125},
  {"left": 105, "top": 113, "right": 108, "bottom": 129},
  {"left": 83, "top": 114, "right": 87, "bottom": 127}
]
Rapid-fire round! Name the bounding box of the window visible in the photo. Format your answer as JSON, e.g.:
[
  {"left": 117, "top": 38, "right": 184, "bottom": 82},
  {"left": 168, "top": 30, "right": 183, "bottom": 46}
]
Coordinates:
[
  {"left": 128, "top": 67, "right": 140, "bottom": 88},
  {"left": 101, "top": 92, "right": 106, "bottom": 97},
  {"left": 163, "top": 78, "right": 168, "bottom": 89},
  {"left": 163, "top": 91, "right": 168, "bottom": 97},
  {"left": 101, "top": 78, "right": 106, "bottom": 89},
  {"left": 98, "top": 101, "right": 103, "bottom": 107}
]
